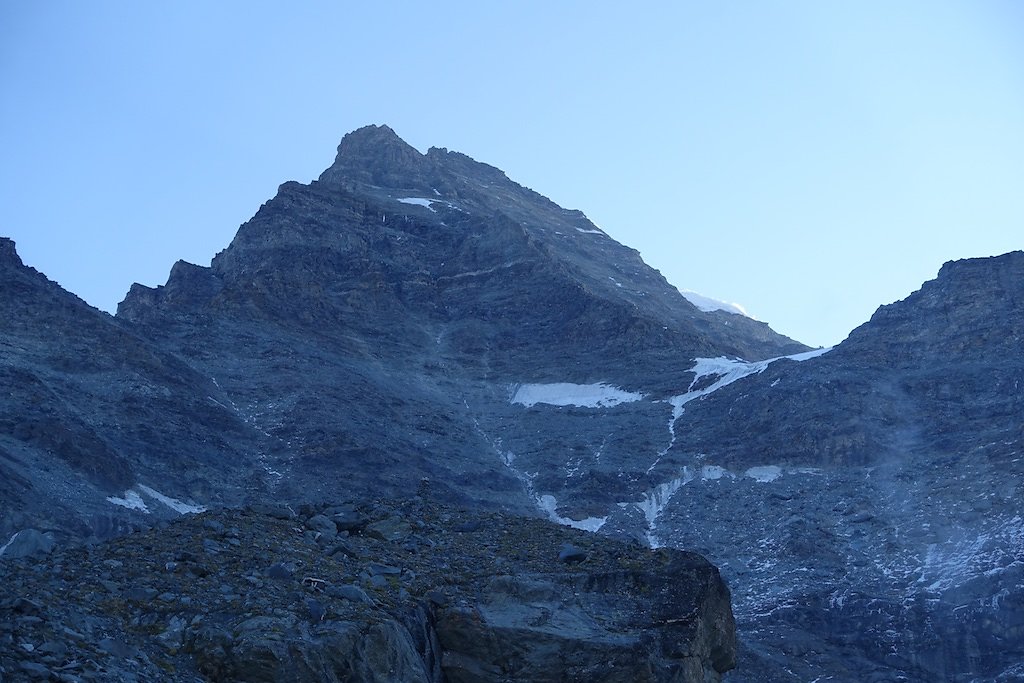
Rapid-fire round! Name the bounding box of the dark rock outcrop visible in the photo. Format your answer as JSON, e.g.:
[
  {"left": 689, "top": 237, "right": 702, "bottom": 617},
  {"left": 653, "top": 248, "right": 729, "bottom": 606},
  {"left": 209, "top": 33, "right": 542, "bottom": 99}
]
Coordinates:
[{"left": 0, "top": 500, "right": 736, "bottom": 682}]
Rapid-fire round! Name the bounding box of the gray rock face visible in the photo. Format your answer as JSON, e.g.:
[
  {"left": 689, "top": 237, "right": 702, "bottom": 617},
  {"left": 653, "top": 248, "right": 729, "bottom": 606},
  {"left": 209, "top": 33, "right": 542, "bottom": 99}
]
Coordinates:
[
  {"left": 581, "top": 252, "right": 1024, "bottom": 681},
  {"left": 2, "top": 128, "right": 1021, "bottom": 681},
  {"left": 109, "top": 125, "right": 804, "bottom": 516},
  {"left": 0, "top": 501, "right": 736, "bottom": 682},
  {"left": 0, "top": 238, "right": 265, "bottom": 545},
  {"left": 436, "top": 560, "right": 735, "bottom": 683}
]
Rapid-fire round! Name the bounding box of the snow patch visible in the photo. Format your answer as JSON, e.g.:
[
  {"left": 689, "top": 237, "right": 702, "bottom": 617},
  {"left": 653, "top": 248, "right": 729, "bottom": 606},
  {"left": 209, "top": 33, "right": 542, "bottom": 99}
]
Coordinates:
[
  {"left": 746, "top": 465, "right": 783, "bottom": 483},
  {"left": 0, "top": 531, "right": 20, "bottom": 557},
  {"left": 396, "top": 196, "right": 464, "bottom": 213},
  {"left": 784, "top": 347, "right": 832, "bottom": 362},
  {"left": 137, "top": 485, "right": 207, "bottom": 514},
  {"left": 680, "top": 290, "right": 749, "bottom": 317},
  {"left": 701, "top": 465, "right": 732, "bottom": 480},
  {"left": 649, "top": 349, "right": 831, "bottom": 474},
  {"left": 106, "top": 486, "right": 206, "bottom": 515},
  {"left": 437, "top": 261, "right": 522, "bottom": 281},
  {"left": 106, "top": 490, "right": 150, "bottom": 513},
  {"left": 575, "top": 227, "right": 604, "bottom": 235},
  {"left": 667, "top": 357, "right": 773, "bottom": 414},
  {"left": 396, "top": 197, "right": 436, "bottom": 211},
  {"left": 670, "top": 348, "right": 833, "bottom": 411},
  {"left": 635, "top": 470, "right": 693, "bottom": 548},
  {"left": 512, "top": 383, "right": 644, "bottom": 408},
  {"left": 537, "top": 495, "right": 607, "bottom": 532}
]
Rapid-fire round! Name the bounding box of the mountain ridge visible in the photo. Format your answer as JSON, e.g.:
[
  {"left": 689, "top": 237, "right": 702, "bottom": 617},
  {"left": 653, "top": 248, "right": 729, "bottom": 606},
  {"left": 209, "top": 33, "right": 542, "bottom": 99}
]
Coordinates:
[{"left": 2, "top": 127, "right": 1021, "bottom": 682}]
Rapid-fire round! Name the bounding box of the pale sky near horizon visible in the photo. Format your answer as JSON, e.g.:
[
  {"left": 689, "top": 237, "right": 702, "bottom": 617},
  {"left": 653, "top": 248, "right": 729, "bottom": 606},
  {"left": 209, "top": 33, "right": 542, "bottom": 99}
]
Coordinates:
[{"left": 2, "top": 2, "right": 1022, "bottom": 348}]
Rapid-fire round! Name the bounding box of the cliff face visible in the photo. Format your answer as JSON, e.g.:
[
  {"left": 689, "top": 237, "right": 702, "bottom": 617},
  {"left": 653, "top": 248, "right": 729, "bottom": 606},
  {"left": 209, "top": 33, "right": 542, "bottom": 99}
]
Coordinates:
[
  {"left": 0, "top": 239, "right": 264, "bottom": 542},
  {"left": 110, "top": 125, "right": 806, "bottom": 515},
  {"left": 634, "top": 251, "right": 1024, "bottom": 681},
  {"left": 0, "top": 127, "right": 759, "bottom": 681},
  {"left": 1, "top": 498, "right": 737, "bottom": 683},
  {"left": 3, "top": 127, "right": 1022, "bottom": 681},
  {"left": 121, "top": 125, "right": 804, "bottom": 377}
]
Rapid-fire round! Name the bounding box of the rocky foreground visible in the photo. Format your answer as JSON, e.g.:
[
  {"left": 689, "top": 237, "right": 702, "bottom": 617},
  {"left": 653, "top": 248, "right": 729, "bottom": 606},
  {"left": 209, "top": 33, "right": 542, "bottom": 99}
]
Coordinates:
[{"left": 0, "top": 497, "right": 735, "bottom": 682}]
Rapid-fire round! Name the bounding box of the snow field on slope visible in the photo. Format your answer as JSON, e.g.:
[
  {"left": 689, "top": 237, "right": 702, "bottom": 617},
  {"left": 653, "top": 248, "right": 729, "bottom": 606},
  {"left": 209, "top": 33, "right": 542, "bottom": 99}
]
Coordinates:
[
  {"left": 106, "top": 485, "right": 207, "bottom": 515},
  {"left": 511, "top": 382, "right": 645, "bottom": 408},
  {"left": 506, "top": 348, "right": 832, "bottom": 544},
  {"left": 396, "top": 197, "right": 435, "bottom": 210},
  {"left": 671, "top": 347, "right": 832, "bottom": 411}
]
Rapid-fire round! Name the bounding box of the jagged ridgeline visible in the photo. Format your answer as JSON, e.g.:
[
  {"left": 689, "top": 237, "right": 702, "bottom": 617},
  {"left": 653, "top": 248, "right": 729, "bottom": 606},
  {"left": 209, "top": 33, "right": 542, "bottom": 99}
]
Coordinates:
[{"left": 2, "top": 126, "right": 1022, "bottom": 682}]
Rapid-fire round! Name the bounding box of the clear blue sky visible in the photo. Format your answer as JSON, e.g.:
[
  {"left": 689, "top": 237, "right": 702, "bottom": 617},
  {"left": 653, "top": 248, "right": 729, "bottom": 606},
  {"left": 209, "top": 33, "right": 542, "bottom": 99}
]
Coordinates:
[{"left": 2, "top": 1, "right": 1022, "bottom": 348}]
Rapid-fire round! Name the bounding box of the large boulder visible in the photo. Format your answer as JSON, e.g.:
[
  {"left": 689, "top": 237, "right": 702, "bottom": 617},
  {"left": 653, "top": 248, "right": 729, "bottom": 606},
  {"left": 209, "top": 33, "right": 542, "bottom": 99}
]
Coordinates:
[
  {"left": 0, "top": 529, "right": 55, "bottom": 558},
  {"left": 0, "top": 500, "right": 736, "bottom": 682}
]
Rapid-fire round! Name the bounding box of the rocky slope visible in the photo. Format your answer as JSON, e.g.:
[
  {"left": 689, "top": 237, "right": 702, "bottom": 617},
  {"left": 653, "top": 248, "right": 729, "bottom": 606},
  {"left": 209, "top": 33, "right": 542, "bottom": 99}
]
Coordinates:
[
  {"left": 0, "top": 238, "right": 266, "bottom": 545},
  {"left": 0, "top": 497, "right": 736, "bottom": 682},
  {"left": 541, "top": 251, "right": 1024, "bottom": 682},
  {"left": 2, "top": 126, "right": 1021, "bottom": 682},
  {"left": 111, "top": 125, "right": 805, "bottom": 515},
  {"left": 477, "top": 251, "right": 1024, "bottom": 681}
]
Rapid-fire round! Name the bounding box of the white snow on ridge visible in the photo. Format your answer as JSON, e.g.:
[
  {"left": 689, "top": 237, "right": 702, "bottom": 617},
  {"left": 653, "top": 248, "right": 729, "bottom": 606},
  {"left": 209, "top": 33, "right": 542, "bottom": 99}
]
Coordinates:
[
  {"left": 690, "top": 356, "right": 773, "bottom": 388},
  {"left": 648, "top": 350, "right": 829, "bottom": 475},
  {"left": 512, "top": 382, "right": 645, "bottom": 408},
  {"left": 396, "top": 196, "right": 465, "bottom": 214},
  {"left": 671, "top": 347, "right": 833, "bottom": 409},
  {"left": 575, "top": 227, "right": 604, "bottom": 235},
  {"left": 783, "top": 347, "right": 832, "bottom": 362},
  {"left": 680, "top": 289, "right": 750, "bottom": 317},
  {"left": 665, "top": 356, "right": 772, "bottom": 416}
]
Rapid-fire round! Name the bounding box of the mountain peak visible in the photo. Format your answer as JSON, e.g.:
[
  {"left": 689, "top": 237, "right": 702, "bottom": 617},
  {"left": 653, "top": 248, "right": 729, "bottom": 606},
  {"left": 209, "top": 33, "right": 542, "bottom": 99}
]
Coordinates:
[
  {"left": 318, "top": 124, "right": 428, "bottom": 186},
  {"left": 0, "top": 236, "right": 23, "bottom": 268},
  {"left": 338, "top": 124, "right": 410, "bottom": 152}
]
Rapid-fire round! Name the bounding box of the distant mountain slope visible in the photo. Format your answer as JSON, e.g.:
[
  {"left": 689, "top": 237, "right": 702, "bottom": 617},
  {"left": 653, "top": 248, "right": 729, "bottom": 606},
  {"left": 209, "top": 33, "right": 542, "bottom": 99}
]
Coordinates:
[
  {"left": 0, "top": 238, "right": 264, "bottom": 542},
  {"left": 640, "top": 251, "right": 1024, "bottom": 682},
  {"left": 466, "top": 251, "right": 1024, "bottom": 681}
]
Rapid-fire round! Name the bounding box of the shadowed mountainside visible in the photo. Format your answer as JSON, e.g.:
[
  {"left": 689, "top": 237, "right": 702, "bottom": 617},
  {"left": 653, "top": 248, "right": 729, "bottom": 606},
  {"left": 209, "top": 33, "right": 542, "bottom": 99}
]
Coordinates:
[{"left": 2, "top": 126, "right": 1021, "bottom": 681}]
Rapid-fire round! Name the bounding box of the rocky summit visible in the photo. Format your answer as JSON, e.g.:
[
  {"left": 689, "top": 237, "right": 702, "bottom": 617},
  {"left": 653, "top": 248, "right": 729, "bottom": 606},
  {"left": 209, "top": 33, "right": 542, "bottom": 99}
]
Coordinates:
[{"left": 2, "top": 125, "right": 1023, "bottom": 682}]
